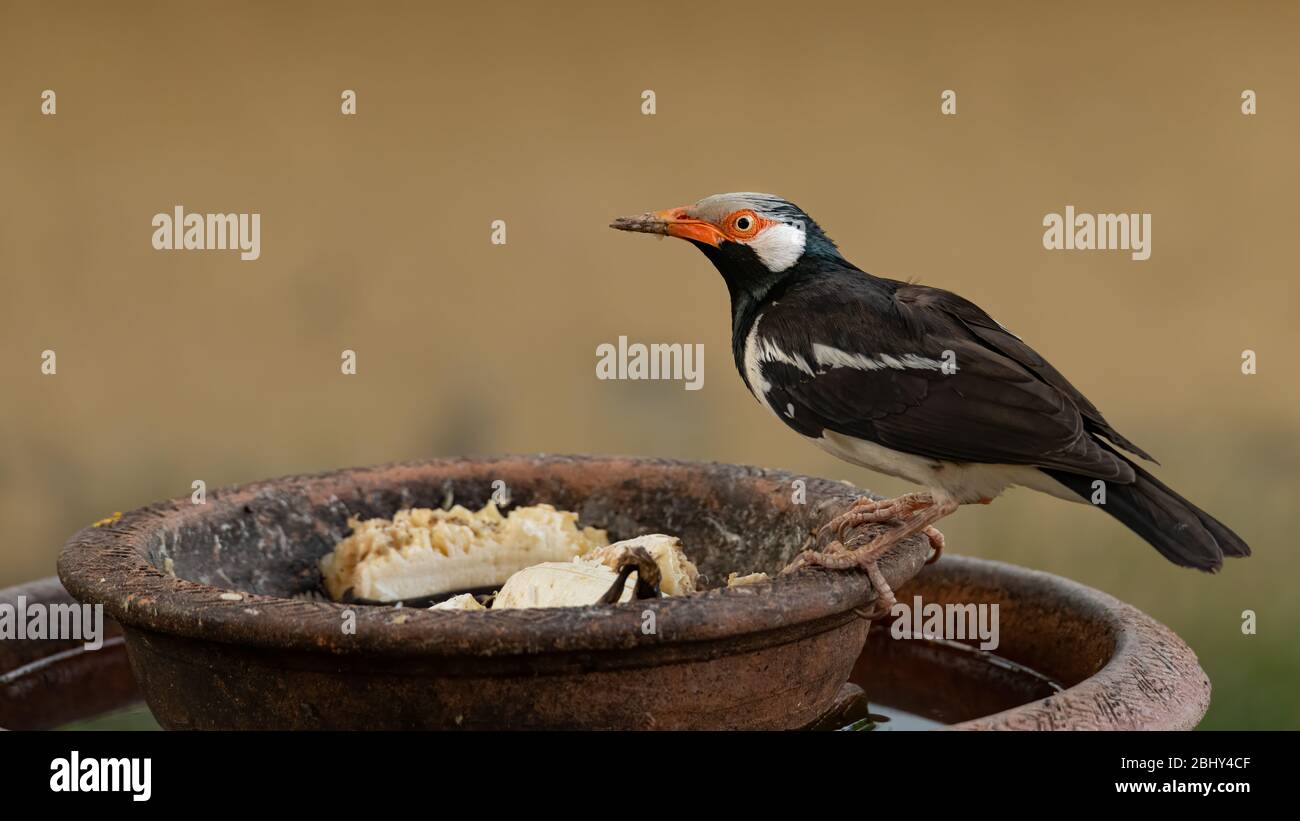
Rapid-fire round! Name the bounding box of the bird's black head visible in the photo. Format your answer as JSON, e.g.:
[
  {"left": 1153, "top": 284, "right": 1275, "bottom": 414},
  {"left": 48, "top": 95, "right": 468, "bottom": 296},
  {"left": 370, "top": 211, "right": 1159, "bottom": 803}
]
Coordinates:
[{"left": 611, "top": 192, "right": 844, "bottom": 306}]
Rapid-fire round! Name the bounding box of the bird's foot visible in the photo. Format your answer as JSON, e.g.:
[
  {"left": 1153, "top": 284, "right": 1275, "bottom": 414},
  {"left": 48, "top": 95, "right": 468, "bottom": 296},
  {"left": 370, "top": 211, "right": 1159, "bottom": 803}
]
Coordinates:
[
  {"left": 816, "top": 491, "right": 939, "bottom": 546},
  {"left": 815, "top": 491, "right": 950, "bottom": 563},
  {"left": 816, "top": 495, "right": 896, "bottom": 543},
  {"left": 790, "top": 537, "right": 899, "bottom": 617},
  {"left": 784, "top": 492, "right": 959, "bottom": 617}
]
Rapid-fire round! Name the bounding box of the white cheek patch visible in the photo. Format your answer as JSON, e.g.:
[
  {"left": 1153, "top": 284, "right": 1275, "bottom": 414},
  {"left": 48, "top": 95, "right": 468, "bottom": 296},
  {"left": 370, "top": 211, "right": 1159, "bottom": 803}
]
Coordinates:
[{"left": 746, "top": 222, "right": 806, "bottom": 272}]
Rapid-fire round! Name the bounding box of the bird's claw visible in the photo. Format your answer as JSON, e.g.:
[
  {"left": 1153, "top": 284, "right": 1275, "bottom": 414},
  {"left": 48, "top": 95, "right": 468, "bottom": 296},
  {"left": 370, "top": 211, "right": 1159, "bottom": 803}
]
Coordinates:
[{"left": 923, "top": 524, "right": 945, "bottom": 564}]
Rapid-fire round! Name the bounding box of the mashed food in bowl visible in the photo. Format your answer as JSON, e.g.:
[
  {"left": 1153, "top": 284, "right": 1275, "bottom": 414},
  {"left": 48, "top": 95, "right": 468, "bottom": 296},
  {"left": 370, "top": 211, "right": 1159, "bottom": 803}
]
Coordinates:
[
  {"left": 319, "top": 503, "right": 706, "bottom": 608},
  {"left": 319, "top": 502, "right": 608, "bottom": 602}
]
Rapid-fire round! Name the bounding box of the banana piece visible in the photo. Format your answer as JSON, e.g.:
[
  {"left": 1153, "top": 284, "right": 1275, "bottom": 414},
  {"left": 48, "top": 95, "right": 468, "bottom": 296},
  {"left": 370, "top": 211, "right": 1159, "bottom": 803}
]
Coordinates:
[
  {"left": 584, "top": 534, "right": 699, "bottom": 595},
  {"left": 726, "top": 571, "right": 770, "bottom": 587},
  {"left": 323, "top": 506, "right": 722, "bottom": 611},
  {"left": 492, "top": 535, "right": 694, "bottom": 609},
  {"left": 320, "top": 503, "right": 608, "bottom": 602},
  {"left": 492, "top": 561, "right": 635, "bottom": 609}
]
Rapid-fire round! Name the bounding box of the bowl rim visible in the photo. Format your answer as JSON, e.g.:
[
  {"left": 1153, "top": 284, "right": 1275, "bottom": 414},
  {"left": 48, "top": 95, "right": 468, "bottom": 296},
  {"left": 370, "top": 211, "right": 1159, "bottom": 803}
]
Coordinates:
[
  {"left": 929, "top": 556, "right": 1214, "bottom": 731},
  {"left": 57, "top": 455, "right": 933, "bottom": 658}
]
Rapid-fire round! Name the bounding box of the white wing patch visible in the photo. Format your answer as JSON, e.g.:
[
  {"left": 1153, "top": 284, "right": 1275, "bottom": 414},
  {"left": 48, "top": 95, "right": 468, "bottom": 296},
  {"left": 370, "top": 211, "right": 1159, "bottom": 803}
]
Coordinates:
[
  {"left": 746, "top": 332, "right": 953, "bottom": 403},
  {"left": 742, "top": 315, "right": 772, "bottom": 397},
  {"left": 811, "top": 344, "right": 951, "bottom": 373},
  {"left": 758, "top": 337, "right": 814, "bottom": 376}
]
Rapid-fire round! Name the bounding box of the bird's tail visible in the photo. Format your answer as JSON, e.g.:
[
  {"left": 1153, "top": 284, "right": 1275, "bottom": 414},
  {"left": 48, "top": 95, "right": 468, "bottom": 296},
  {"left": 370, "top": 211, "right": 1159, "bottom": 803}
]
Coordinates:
[{"left": 1042, "top": 457, "right": 1251, "bottom": 572}]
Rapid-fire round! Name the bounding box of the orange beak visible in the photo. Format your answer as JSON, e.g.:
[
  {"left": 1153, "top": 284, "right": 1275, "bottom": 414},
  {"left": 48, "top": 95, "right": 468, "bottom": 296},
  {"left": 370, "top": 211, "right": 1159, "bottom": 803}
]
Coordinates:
[{"left": 610, "top": 206, "right": 725, "bottom": 247}]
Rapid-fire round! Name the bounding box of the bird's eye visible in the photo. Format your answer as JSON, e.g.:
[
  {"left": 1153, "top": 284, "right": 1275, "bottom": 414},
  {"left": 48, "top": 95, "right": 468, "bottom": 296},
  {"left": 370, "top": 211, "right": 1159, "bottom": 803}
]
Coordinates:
[{"left": 730, "top": 211, "right": 760, "bottom": 236}]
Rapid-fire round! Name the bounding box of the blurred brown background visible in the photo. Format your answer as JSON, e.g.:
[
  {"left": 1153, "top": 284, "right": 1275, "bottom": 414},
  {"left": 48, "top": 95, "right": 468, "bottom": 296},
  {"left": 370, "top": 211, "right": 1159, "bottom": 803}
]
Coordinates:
[{"left": 2, "top": 0, "right": 1297, "bottom": 728}]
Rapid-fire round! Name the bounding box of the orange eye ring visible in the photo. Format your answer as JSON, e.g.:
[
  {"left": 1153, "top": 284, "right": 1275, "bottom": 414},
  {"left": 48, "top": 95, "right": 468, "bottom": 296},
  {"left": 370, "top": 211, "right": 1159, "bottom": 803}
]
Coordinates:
[{"left": 727, "top": 210, "right": 762, "bottom": 239}]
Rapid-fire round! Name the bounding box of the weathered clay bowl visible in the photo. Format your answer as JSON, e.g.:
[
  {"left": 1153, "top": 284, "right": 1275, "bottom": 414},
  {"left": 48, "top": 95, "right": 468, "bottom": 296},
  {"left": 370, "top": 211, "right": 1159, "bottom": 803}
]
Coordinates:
[
  {"left": 10, "top": 554, "right": 1214, "bottom": 730},
  {"left": 856, "top": 556, "right": 1212, "bottom": 730},
  {"left": 57, "top": 455, "right": 933, "bottom": 730}
]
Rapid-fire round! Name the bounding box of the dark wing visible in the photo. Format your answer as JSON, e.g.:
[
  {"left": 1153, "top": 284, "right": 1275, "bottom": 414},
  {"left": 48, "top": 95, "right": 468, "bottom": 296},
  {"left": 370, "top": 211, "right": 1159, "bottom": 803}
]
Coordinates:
[
  {"left": 755, "top": 277, "right": 1134, "bottom": 481},
  {"left": 895, "top": 284, "right": 1156, "bottom": 463}
]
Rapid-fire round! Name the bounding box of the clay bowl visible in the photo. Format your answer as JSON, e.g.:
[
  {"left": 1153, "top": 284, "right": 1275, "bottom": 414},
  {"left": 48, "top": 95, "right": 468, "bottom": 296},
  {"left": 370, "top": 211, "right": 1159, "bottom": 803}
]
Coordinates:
[
  {"left": 855, "top": 556, "right": 1212, "bottom": 730},
  {"left": 57, "top": 455, "right": 933, "bottom": 730},
  {"left": 11, "top": 557, "right": 1212, "bottom": 730}
]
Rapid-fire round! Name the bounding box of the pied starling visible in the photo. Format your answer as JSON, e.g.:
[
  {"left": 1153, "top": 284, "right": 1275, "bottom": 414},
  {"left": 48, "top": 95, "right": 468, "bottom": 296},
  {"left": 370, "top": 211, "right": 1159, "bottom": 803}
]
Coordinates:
[{"left": 611, "top": 193, "right": 1250, "bottom": 609}]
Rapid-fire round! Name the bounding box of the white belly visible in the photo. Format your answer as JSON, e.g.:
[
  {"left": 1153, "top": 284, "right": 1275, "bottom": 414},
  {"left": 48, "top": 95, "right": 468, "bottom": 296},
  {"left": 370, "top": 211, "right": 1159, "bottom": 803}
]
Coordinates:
[{"left": 812, "top": 430, "right": 1082, "bottom": 505}]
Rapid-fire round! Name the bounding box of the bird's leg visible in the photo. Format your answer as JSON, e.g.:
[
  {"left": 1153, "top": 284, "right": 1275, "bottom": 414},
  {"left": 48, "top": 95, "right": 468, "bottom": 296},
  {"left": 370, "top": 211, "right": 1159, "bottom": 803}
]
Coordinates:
[{"left": 786, "top": 493, "right": 959, "bottom": 616}]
